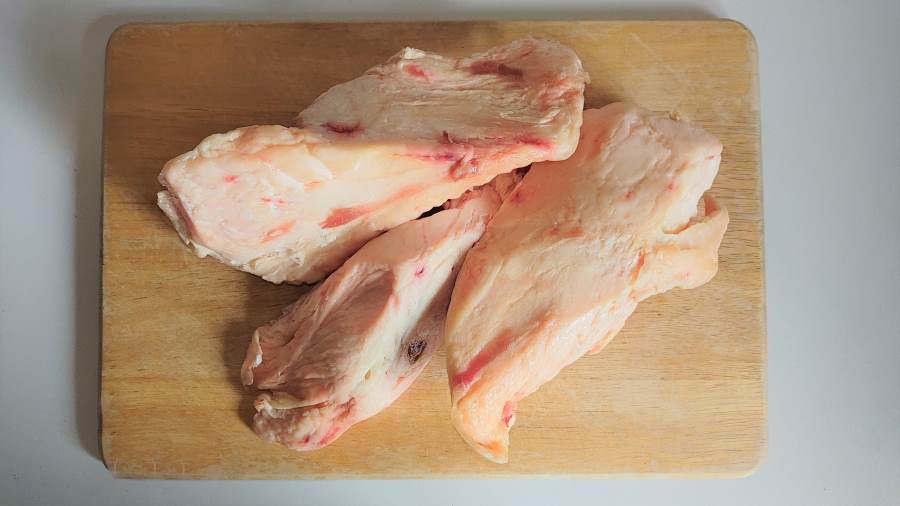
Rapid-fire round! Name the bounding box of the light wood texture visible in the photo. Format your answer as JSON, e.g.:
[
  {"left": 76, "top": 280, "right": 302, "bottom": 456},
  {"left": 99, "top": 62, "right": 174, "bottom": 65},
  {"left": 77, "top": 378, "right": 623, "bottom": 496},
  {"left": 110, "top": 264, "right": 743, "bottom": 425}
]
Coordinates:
[{"left": 101, "top": 20, "right": 764, "bottom": 479}]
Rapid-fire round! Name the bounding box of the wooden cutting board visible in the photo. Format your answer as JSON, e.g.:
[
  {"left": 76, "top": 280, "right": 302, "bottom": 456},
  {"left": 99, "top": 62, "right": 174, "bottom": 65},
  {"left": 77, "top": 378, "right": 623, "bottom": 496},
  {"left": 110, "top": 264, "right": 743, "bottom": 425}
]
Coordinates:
[{"left": 101, "top": 20, "right": 765, "bottom": 478}]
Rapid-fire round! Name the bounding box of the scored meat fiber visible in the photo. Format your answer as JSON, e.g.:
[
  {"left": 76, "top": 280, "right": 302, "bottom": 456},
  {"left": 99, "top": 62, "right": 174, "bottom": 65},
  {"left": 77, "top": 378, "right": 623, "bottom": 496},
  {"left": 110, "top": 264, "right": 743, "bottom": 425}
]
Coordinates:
[
  {"left": 445, "top": 103, "right": 730, "bottom": 463},
  {"left": 157, "top": 38, "right": 588, "bottom": 284},
  {"left": 241, "top": 176, "right": 518, "bottom": 451}
]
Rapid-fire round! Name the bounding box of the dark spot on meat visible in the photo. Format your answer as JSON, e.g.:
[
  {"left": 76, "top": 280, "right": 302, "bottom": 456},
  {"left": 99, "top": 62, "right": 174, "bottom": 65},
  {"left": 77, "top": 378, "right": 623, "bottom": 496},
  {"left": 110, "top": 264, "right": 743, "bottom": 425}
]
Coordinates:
[
  {"left": 419, "top": 206, "right": 443, "bottom": 218},
  {"left": 407, "top": 339, "right": 427, "bottom": 364},
  {"left": 323, "top": 122, "right": 361, "bottom": 134},
  {"left": 414, "top": 265, "right": 425, "bottom": 277},
  {"left": 497, "top": 64, "right": 523, "bottom": 78},
  {"left": 469, "top": 60, "right": 524, "bottom": 79},
  {"left": 441, "top": 130, "right": 455, "bottom": 144},
  {"left": 168, "top": 195, "right": 199, "bottom": 239}
]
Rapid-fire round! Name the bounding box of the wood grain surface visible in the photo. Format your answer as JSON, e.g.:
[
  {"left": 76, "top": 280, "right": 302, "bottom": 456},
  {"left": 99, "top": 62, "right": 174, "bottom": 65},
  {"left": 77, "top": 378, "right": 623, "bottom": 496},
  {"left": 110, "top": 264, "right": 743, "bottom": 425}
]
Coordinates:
[{"left": 101, "top": 20, "right": 765, "bottom": 478}]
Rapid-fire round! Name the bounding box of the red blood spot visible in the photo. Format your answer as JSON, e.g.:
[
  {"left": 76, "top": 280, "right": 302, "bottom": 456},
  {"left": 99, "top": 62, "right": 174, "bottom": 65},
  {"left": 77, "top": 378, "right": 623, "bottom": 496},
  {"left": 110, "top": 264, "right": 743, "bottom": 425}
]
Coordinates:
[
  {"left": 414, "top": 265, "right": 425, "bottom": 278},
  {"left": 338, "top": 398, "right": 355, "bottom": 417},
  {"left": 261, "top": 221, "right": 295, "bottom": 243},
  {"left": 301, "top": 435, "right": 311, "bottom": 445},
  {"left": 305, "top": 401, "right": 330, "bottom": 410},
  {"left": 469, "top": 60, "right": 524, "bottom": 79},
  {"left": 515, "top": 135, "right": 552, "bottom": 150},
  {"left": 452, "top": 330, "right": 517, "bottom": 391},
  {"left": 390, "top": 185, "right": 422, "bottom": 202},
  {"left": 559, "top": 88, "right": 581, "bottom": 101},
  {"left": 502, "top": 401, "right": 515, "bottom": 427},
  {"left": 536, "top": 81, "right": 581, "bottom": 107},
  {"left": 631, "top": 251, "right": 646, "bottom": 282},
  {"left": 405, "top": 151, "right": 458, "bottom": 162},
  {"left": 547, "top": 224, "right": 584, "bottom": 238},
  {"left": 319, "top": 426, "right": 342, "bottom": 446},
  {"left": 323, "top": 122, "right": 361, "bottom": 134},
  {"left": 666, "top": 181, "right": 676, "bottom": 192},
  {"left": 223, "top": 174, "right": 238, "bottom": 183},
  {"left": 321, "top": 205, "right": 372, "bottom": 228},
  {"left": 404, "top": 64, "right": 428, "bottom": 79},
  {"left": 509, "top": 189, "right": 524, "bottom": 204},
  {"left": 560, "top": 227, "right": 584, "bottom": 238},
  {"left": 316, "top": 398, "right": 356, "bottom": 446},
  {"left": 705, "top": 154, "right": 718, "bottom": 161},
  {"left": 448, "top": 157, "right": 479, "bottom": 180},
  {"left": 624, "top": 190, "right": 635, "bottom": 200},
  {"left": 321, "top": 186, "right": 422, "bottom": 228},
  {"left": 261, "top": 196, "right": 285, "bottom": 206}
]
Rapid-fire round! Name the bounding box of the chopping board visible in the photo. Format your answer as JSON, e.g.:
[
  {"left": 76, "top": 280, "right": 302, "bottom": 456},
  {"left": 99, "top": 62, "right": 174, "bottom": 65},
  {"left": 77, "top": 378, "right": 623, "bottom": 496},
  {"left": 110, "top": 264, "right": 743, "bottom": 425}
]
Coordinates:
[{"left": 101, "top": 20, "right": 765, "bottom": 478}]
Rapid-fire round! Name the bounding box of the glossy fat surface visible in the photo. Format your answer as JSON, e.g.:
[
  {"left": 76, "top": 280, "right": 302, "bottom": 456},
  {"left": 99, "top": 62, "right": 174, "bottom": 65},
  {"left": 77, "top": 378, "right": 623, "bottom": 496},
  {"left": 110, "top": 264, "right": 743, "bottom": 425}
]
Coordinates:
[
  {"left": 240, "top": 184, "right": 505, "bottom": 451},
  {"left": 158, "top": 38, "right": 587, "bottom": 284},
  {"left": 444, "top": 103, "right": 730, "bottom": 463}
]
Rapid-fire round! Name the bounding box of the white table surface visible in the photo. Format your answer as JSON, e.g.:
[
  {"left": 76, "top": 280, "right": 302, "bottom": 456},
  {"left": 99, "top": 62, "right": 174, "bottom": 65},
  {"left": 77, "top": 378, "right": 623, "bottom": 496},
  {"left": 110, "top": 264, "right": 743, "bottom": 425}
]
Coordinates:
[{"left": 2, "top": 0, "right": 898, "bottom": 504}]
